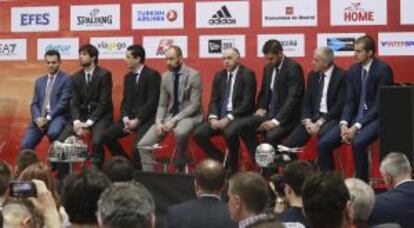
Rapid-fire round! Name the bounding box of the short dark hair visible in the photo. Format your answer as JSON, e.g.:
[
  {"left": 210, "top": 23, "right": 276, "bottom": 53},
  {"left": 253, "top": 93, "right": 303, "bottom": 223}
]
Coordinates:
[
  {"left": 0, "top": 160, "right": 12, "bottom": 196},
  {"left": 229, "top": 172, "right": 269, "bottom": 214},
  {"left": 127, "top": 44, "right": 146, "bottom": 64},
  {"left": 283, "top": 160, "right": 314, "bottom": 196},
  {"left": 302, "top": 172, "right": 350, "bottom": 228},
  {"left": 262, "top": 39, "right": 283, "bottom": 55},
  {"left": 103, "top": 156, "right": 134, "bottom": 183},
  {"left": 16, "top": 149, "right": 39, "bottom": 177},
  {"left": 193, "top": 159, "right": 226, "bottom": 193},
  {"left": 355, "top": 35, "right": 376, "bottom": 55},
  {"left": 62, "top": 167, "right": 111, "bottom": 225},
  {"left": 98, "top": 181, "right": 155, "bottom": 228},
  {"left": 44, "top": 49, "right": 61, "bottom": 61},
  {"left": 79, "top": 44, "right": 99, "bottom": 64}
]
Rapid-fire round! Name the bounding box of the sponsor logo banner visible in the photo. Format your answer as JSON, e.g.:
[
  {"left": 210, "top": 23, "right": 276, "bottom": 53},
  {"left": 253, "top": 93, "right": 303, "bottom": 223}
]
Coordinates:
[
  {"left": 317, "top": 33, "right": 365, "bottom": 56},
  {"left": 70, "top": 4, "right": 120, "bottom": 31},
  {"left": 90, "top": 37, "right": 133, "bottom": 59},
  {"left": 262, "top": 0, "right": 317, "bottom": 27},
  {"left": 0, "top": 39, "right": 27, "bottom": 61},
  {"left": 132, "top": 3, "right": 183, "bottom": 29},
  {"left": 257, "top": 34, "right": 305, "bottom": 57},
  {"left": 143, "top": 36, "right": 188, "bottom": 59},
  {"left": 379, "top": 32, "right": 414, "bottom": 56},
  {"left": 196, "top": 1, "right": 249, "bottom": 28},
  {"left": 401, "top": 0, "right": 414, "bottom": 25},
  {"left": 199, "top": 35, "right": 245, "bottom": 58},
  {"left": 330, "top": 0, "right": 387, "bottom": 26},
  {"left": 11, "top": 6, "right": 59, "bottom": 32},
  {"left": 37, "top": 38, "right": 79, "bottom": 60}
]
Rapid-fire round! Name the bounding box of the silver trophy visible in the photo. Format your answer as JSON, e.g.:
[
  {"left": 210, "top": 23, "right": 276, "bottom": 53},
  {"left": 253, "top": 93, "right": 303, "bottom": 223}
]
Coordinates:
[
  {"left": 255, "top": 143, "right": 276, "bottom": 168},
  {"left": 48, "top": 136, "right": 88, "bottom": 162}
]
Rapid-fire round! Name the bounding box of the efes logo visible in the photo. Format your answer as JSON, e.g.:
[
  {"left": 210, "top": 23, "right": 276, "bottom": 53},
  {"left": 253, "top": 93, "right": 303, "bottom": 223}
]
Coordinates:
[
  {"left": 343, "top": 0, "right": 374, "bottom": 22},
  {"left": 327, "top": 38, "right": 355, "bottom": 51},
  {"left": 0, "top": 43, "right": 17, "bottom": 55},
  {"left": 156, "top": 39, "right": 174, "bottom": 55},
  {"left": 209, "top": 6, "right": 236, "bottom": 25},
  {"left": 208, "top": 39, "right": 235, "bottom": 53},
  {"left": 45, "top": 44, "right": 71, "bottom": 54},
  {"left": 97, "top": 41, "right": 127, "bottom": 51},
  {"left": 137, "top": 9, "right": 177, "bottom": 22},
  {"left": 20, "top": 13, "right": 50, "bottom": 26},
  {"left": 77, "top": 8, "right": 113, "bottom": 26}
]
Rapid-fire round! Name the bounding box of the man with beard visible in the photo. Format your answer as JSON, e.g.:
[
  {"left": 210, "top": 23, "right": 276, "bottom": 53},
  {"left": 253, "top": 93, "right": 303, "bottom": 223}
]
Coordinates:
[
  {"left": 58, "top": 44, "right": 113, "bottom": 169},
  {"left": 137, "top": 45, "right": 203, "bottom": 173}
]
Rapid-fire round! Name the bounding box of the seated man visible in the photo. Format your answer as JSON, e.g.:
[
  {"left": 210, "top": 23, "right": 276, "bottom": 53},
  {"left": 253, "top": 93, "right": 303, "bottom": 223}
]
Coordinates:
[
  {"left": 137, "top": 45, "right": 203, "bottom": 173},
  {"left": 283, "top": 47, "right": 346, "bottom": 151},
  {"left": 193, "top": 48, "right": 256, "bottom": 173}
]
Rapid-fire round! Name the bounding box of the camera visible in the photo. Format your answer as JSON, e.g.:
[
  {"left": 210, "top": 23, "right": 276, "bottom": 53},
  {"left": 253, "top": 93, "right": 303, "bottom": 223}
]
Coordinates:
[{"left": 9, "top": 181, "right": 37, "bottom": 198}]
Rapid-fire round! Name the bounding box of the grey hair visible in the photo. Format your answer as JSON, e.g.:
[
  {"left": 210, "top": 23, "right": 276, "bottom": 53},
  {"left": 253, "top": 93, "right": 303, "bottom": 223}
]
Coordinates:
[
  {"left": 224, "top": 47, "right": 240, "bottom": 57},
  {"left": 98, "top": 181, "right": 155, "bottom": 228},
  {"left": 314, "top": 47, "right": 335, "bottom": 64},
  {"left": 380, "top": 152, "right": 412, "bottom": 178},
  {"left": 345, "top": 178, "right": 375, "bottom": 222}
]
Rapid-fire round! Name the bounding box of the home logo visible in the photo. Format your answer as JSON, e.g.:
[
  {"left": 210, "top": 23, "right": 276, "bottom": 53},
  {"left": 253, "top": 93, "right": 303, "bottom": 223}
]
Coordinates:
[
  {"left": 327, "top": 38, "right": 355, "bottom": 51},
  {"left": 77, "top": 8, "right": 113, "bottom": 26},
  {"left": 343, "top": 0, "right": 374, "bottom": 22},
  {"left": 208, "top": 39, "right": 235, "bottom": 53},
  {"left": 209, "top": 6, "right": 236, "bottom": 25},
  {"left": 156, "top": 39, "right": 174, "bottom": 55}
]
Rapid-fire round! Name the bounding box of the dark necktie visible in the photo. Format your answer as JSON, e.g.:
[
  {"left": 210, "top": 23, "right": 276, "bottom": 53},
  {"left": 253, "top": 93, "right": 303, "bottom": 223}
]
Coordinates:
[
  {"left": 86, "top": 73, "right": 92, "bottom": 86},
  {"left": 134, "top": 72, "right": 140, "bottom": 85},
  {"left": 171, "top": 72, "right": 180, "bottom": 116},
  {"left": 220, "top": 72, "right": 233, "bottom": 118},
  {"left": 356, "top": 68, "right": 368, "bottom": 122},
  {"left": 41, "top": 75, "right": 55, "bottom": 117},
  {"left": 267, "top": 67, "right": 279, "bottom": 118},
  {"left": 315, "top": 73, "right": 326, "bottom": 116}
]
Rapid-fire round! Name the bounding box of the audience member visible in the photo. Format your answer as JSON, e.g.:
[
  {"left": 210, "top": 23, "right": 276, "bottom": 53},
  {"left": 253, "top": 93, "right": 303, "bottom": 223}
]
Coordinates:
[
  {"left": 0, "top": 160, "right": 12, "bottom": 207},
  {"left": 102, "top": 156, "right": 134, "bottom": 182},
  {"left": 247, "top": 214, "right": 284, "bottom": 228},
  {"left": 15, "top": 149, "right": 39, "bottom": 177},
  {"left": 344, "top": 178, "right": 375, "bottom": 228}
]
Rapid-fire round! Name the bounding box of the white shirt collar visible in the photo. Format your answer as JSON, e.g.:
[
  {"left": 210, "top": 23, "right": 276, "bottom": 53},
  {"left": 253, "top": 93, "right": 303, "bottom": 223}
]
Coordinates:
[
  {"left": 362, "top": 58, "right": 373, "bottom": 72},
  {"left": 200, "top": 193, "right": 221, "bottom": 200},
  {"left": 135, "top": 65, "right": 144, "bottom": 75},
  {"left": 84, "top": 66, "right": 95, "bottom": 76},
  {"left": 322, "top": 65, "right": 334, "bottom": 78},
  {"left": 48, "top": 71, "right": 59, "bottom": 78},
  {"left": 228, "top": 65, "right": 240, "bottom": 76},
  {"left": 395, "top": 179, "right": 414, "bottom": 188}
]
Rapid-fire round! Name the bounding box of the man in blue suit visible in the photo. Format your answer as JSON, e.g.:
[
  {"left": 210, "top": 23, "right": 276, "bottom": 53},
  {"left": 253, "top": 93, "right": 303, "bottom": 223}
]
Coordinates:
[
  {"left": 318, "top": 35, "right": 393, "bottom": 181},
  {"left": 20, "top": 50, "right": 71, "bottom": 150},
  {"left": 368, "top": 152, "right": 414, "bottom": 227}
]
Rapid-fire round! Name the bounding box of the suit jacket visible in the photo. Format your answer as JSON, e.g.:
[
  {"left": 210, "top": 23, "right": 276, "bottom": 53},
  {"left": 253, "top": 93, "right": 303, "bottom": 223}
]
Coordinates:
[
  {"left": 120, "top": 66, "right": 161, "bottom": 124},
  {"left": 301, "top": 65, "right": 346, "bottom": 122},
  {"left": 257, "top": 57, "right": 305, "bottom": 125},
  {"left": 208, "top": 65, "right": 256, "bottom": 119},
  {"left": 71, "top": 66, "right": 113, "bottom": 123},
  {"left": 341, "top": 58, "right": 393, "bottom": 127},
  {"left": 164, "top": 196, "right": 237, "bottom": 228},
  {"left": 156, "top": 64, "right": 203, "bottom": 124},
  {"left": 31, "top": 71, "right": 72, "bottom": 122},
  {"left": 368, "top": 181, "right": 414, "bottom": 227}
]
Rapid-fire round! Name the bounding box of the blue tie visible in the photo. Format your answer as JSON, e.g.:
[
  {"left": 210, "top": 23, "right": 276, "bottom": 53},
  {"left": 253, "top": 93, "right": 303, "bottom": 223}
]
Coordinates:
[
  {"left": 171, "top": 73, "right": 180, "bottom": 116},
  {"left": 220, "top": 72, "right": 233, "bottom": 118},
  {"left": 356, "top": 68, "right": 368, "bottom": 122}
]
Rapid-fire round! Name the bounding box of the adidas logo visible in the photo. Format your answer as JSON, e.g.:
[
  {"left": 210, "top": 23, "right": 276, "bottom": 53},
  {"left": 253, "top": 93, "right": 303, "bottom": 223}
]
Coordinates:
[{"left": 209, "top": 5, "right": 236, "bottom": 25}]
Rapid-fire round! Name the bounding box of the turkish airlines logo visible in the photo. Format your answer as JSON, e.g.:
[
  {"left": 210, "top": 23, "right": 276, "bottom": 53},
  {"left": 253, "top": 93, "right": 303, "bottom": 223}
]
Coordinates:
[
  {"left": 209, "top": 6, "right": 236, "bottom": 25},
  {"left": 343, "top": 0, "right": 374, "bottom": 22}
]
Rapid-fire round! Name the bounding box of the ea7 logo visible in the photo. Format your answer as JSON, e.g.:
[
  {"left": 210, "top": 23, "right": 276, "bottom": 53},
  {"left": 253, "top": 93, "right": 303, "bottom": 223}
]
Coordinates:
[{"left": 0, "top": 44, "right": 17, "bottom": 54}]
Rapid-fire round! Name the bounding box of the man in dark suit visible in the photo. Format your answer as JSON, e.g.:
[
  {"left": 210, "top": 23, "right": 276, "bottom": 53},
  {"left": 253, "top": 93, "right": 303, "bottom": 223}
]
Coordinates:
[
  {"left": 193, "top": 48, "right": 256, "bottom": 173},
  {"left": 58, "top": 44, "right": 113, "bottom": 168},
  {"left": 318, "top": 36, "right": 393, "bottom": 181},
  {"left": 238, "top": 39, "right": 304, "bottom": 156},
  {"left": 368, "top": 152, "right": 414, "bottom": 227},
  {"left": 164, "top": 159, "right": 237, "bottom": 228},
  {"left": 21, "top": 50, "right": 71, "bottom": 150},
  {"left": 283, "top": 47, "right": 346, "bottom": 149},
  {"left": 101, "top": 45, "right": 161, "bottom": 170}
]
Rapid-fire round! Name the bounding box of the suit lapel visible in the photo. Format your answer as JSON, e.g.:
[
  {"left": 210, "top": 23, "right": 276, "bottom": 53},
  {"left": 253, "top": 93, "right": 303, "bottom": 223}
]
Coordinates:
[
  {"left": 49, "top": 72, "right": 62, "bottom": 106},
  {"left": 232, "top": 66, "right": 243, "bottom": 102},
  {"left": 179, "top": 66, "right": 189, "bottom": 102},
  {"left": 326, "top": 66, "right": 338, "bottom": 106}
]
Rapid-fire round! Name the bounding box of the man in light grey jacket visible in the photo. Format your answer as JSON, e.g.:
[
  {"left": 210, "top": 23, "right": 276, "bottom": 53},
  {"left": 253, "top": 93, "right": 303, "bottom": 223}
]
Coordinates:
[{"left": 138, "top": 45, "right": 203, "bottom": 173}]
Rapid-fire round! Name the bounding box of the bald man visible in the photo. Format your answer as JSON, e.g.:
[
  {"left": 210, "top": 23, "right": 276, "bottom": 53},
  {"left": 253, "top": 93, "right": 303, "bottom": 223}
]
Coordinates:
[
  {"left": 193, "top": 48, "right": 256, "bottom": 174},
  {"left": 164, "top": 159, "right": 237, "bottom": 228}
]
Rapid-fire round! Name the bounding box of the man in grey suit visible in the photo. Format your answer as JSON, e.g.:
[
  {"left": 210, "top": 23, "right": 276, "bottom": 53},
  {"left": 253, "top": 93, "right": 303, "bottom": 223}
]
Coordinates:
[{"left": 138, "top": 45, "right": 203, "bottom": 173}]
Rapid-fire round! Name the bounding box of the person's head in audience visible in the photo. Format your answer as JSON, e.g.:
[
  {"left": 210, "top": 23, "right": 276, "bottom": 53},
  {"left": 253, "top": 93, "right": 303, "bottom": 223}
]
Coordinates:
[
  {"left": 103, "top": 156, "right": 134, "bottom": 182},
  {"left": 302, "top": 172, "right": 351, "bottom": 228},
  {"left": 380, "top": 152, "right": 412, "bottom": 190},
  {"left": 62, "top": 167, "right": 111, "bottom": 226},
  {"left": 16, "top": 149, "right": 39, "bottom": 177},
  {"left": 97, "top": 181, "right": 155, "bottom": 228},
  {"left": 345, "top": 178, "right": 375, "bottom": 228},
  {"left": 18, "top": 162, "right": 58, "bottom": 205},
  {"left": 193, "top": 159, "right": 226, "bottom": 197},
  {"left": 227, "top": 171, "right": 269, "bottom": 223},
  {"left": 247, "top": 214, "right": 284, "bottom": 228},
  {"left": 0, "top": 160, "right": 12, "bottom": 205},
  {"left": 2, "top": 199, "right": 43, "bottom": 228},
  {"left": 283, "top": 160, "right": 314, "bottom": 208}
]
